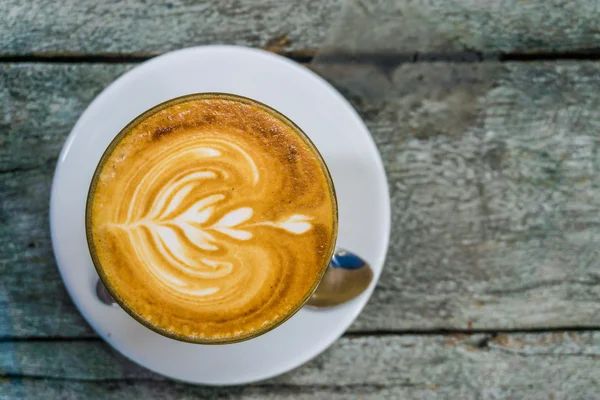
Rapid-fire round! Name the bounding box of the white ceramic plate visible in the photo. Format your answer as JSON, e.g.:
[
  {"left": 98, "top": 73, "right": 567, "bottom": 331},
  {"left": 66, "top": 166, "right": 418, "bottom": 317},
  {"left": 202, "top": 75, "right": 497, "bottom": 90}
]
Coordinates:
[{"left": 50, "top": 46, "right": 390, "bottom": 385}]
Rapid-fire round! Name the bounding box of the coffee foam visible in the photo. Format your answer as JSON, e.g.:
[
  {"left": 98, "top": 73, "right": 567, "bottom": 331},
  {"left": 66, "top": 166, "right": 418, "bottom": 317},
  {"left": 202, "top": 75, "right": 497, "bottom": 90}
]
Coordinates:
[{"left": 89, "top": 96, "right": 336, "bottom": 341}]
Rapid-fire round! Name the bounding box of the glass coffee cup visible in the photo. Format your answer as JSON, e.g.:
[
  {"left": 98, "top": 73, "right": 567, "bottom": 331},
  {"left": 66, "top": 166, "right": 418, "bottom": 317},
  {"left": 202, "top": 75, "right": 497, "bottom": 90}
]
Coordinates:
[{"left": 86, "top": 93, "right": 339, "bottom": 344}]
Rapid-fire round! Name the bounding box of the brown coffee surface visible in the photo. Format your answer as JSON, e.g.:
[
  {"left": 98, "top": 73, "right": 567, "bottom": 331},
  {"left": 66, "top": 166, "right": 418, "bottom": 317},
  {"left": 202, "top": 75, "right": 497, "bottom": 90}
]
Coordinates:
[{"left": 89, "top": 95, "right": 336, "bottom": 342}]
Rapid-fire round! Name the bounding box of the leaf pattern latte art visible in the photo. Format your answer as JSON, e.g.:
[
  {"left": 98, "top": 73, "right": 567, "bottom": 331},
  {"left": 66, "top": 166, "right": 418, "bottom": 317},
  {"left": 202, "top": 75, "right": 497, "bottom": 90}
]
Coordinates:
[{"left": 108, "top": 140, "right": 314, "bottom": 299}]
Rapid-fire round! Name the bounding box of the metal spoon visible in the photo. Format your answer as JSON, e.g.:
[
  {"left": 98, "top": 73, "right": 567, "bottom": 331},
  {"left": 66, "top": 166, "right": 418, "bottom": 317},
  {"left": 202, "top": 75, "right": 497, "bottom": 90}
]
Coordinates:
[
  {"left": 305, "top": 249, "right": 373, "bottom": 308},
  {"left": 96, "top": 249, "right": 372, "bottom": 308}
]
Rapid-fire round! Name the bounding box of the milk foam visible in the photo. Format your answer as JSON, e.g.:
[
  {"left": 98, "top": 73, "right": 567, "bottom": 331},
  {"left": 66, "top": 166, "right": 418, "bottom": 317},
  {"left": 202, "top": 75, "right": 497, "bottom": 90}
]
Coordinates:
[
  {"left": 110, "top": 140, "right": 314, "bottom": 299},
  {"left": 89, "top": 96, "right": 336, "bottom": 341}
]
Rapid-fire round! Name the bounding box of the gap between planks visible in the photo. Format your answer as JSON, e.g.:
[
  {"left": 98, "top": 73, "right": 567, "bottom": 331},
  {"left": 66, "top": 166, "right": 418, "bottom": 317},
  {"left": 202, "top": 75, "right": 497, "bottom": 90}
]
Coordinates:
[
  {"left": 2, "top": 327, "right": 600, "bottom": 344},
  {"left": 4, "top": 50, "right": 600, "bottom": 65}
]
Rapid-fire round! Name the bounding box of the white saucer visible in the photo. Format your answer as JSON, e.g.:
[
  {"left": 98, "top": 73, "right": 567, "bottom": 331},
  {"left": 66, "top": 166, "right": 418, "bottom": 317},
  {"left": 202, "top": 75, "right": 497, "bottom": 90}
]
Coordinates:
[{"left": 50, "top": 46, "right": 390, "bottom": 385}]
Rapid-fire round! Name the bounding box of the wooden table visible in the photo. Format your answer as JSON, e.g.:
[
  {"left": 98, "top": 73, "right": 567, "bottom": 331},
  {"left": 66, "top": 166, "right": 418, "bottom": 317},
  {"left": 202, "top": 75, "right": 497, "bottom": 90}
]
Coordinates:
[{"left": 2, "top": 1, "right": 600, "bottom": 398}]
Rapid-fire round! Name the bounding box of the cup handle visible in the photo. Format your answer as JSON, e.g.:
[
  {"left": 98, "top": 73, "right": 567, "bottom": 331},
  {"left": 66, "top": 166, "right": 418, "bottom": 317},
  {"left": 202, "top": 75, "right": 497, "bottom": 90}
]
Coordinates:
[{"left": 96, "top": 279, "right": 117, "bottom": 306}]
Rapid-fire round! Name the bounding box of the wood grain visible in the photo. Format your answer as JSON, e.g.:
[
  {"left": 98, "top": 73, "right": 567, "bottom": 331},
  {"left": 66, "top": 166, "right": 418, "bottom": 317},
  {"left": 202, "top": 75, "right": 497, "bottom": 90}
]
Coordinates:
[
  {"left": 1, "top": 333, "right": 599, "bottom": 399},
  {"left": 8, "top": 382, "right": 597, "bottom": 400},
  {"left": 0, "top": 0, "right": 340, "bottom": 56},
  {"left": 361, "top": 61, "right": 600, "bottom": 331},
  {"left": 3, "top": 2, "right": 600, "bottom": 397},
  {"left": 2, "top": 0, "right": 600, "bottom": 57},
  {"left": 317, "top": 0, "right": 600, "bottom": 57},
  {"left": 2, "top": 62, "right": 600, "bottom": 338},
  {"left": 0, "top": 64, "right": 133, "bottom": 172}
]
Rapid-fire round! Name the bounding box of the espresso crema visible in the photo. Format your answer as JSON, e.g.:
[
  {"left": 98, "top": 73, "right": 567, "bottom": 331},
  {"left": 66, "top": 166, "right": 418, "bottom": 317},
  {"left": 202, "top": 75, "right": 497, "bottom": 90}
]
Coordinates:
[{"left": 88, "top": 94, "right": 337, "bottom": 342}]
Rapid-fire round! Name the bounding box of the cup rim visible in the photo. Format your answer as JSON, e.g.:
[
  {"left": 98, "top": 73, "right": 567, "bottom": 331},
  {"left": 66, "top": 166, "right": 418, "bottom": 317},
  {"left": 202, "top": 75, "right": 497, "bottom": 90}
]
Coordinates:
[{"left": 85, "top": 92, "right": 339, "bottom": 344}]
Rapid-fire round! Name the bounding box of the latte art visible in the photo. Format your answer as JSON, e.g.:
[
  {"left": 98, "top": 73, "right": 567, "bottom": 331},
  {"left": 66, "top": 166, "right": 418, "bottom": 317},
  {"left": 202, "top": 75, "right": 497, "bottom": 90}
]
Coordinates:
[
  {"left": 88, "top": 95, "right": 337, "bottom": 342},
  {"left": 111, "top": 140, "right": 314, "bottom": 300}
]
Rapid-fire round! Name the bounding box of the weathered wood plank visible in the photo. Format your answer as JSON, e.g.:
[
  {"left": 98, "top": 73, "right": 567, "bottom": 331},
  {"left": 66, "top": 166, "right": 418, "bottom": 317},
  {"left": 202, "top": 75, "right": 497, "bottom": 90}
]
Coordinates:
[
  {"left": 0, "top": 0, "right": 340, "bottom": 56},
  {"left": 2, "top": 0, "right": 600, "bottom": 56},
  {"left": 0, "top": 168, "right": 94, "bottom": 338},
  {"left": 364, "top": 61, "right": 600, "bottom": 331},
  {"left": 0, "top": 64, "right": 133, "bottom": 172},
  {"left": 1, "top": 333, "right": 599, "bottom": 399},
  {"left": 0, "top": 383, "right": 463, "bottom": 400},
  {"left": 3, "top": 62, "right": 600, "bottom": 338},
  {"left": 10, "top": 382, "right": 588, "bottom": 400},
  {"left": 317, "top": 0, "right": 600, "bottom": 56}
]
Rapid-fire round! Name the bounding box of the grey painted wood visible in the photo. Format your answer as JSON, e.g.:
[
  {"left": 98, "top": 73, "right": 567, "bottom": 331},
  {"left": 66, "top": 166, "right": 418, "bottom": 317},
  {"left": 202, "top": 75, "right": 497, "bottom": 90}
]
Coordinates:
[
  {"left": 361, "top": 61, "right": 600, "bottom": 331},
  {"left": 3, "top": 2, "right": 600, "bottom": 398},
  {"left": 8, "top": 382, "right": 596, "bottom": 400},
  {"left": 2, "top": 0, "right": 600, "bottom": 56},
  {"left": 0, "top": 64, "right": 133, "bottom": 172},
  {"left": 1, "top": 333, "right": 599, "bottom": 399},
  {"left": 0, "top": 0, "right": 341, "bottom": 56},
  {"left": 318, "top": 0, "right": 600, "bottom": 57},
  {"left": 3, "top": 62, "right": 600, "bottom": 338}
]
